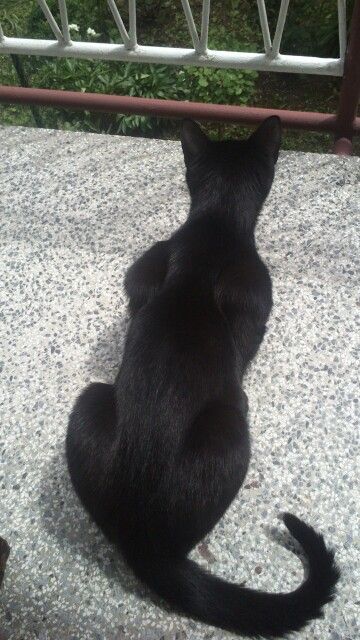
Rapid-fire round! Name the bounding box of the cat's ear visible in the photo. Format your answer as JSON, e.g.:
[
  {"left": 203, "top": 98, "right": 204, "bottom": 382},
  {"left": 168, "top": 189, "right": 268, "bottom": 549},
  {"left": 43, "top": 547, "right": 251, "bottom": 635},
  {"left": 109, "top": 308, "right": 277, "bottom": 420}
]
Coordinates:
[
  {"left": 249, "top": 116, "right": 282, "bottom": 162},
  {"left": 181, "top": 119, "right": 209, "bottom": 164}
]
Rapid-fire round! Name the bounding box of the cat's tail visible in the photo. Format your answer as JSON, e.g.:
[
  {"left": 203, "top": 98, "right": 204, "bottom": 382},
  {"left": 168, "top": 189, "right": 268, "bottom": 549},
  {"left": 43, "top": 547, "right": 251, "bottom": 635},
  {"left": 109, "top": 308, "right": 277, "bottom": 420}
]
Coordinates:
[{"left": 129, "top": 514, "right": 339, "bottom": 638}]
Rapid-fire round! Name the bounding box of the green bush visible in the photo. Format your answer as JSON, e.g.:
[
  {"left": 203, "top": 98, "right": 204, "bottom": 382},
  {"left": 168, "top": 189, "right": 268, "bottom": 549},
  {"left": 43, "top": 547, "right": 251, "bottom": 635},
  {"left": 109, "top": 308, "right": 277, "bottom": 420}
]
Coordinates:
[
  {"left": 265, "top": 0, "right": 355, "bottom": 58},
  {"left": 32, "top": 57, "right": 256, "bottom": 135}
]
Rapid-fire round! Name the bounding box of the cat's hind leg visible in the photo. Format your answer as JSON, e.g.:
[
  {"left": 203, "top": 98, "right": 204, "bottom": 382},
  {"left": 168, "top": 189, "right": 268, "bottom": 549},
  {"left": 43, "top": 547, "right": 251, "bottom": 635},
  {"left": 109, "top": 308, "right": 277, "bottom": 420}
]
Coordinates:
[
  {"left": 169, "top": 401, "right": 251, "bottom": 555},
  {"left": 66, "top": 382, "right": 119, "bottom": 540}
]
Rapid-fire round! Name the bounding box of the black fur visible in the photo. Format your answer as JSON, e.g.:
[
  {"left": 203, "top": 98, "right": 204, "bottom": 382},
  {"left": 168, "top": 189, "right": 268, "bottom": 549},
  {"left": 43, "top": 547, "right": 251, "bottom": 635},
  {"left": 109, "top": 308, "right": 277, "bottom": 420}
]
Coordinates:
[{"left": 66, "top": 117, "right": 339, "bottom": 637}]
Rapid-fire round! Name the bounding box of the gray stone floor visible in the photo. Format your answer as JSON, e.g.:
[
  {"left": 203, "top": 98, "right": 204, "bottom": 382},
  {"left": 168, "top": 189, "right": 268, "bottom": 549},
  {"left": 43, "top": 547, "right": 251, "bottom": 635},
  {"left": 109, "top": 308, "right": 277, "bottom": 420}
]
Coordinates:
[{"left": 0, "top": 126, "right": 359, "bottom": 640}]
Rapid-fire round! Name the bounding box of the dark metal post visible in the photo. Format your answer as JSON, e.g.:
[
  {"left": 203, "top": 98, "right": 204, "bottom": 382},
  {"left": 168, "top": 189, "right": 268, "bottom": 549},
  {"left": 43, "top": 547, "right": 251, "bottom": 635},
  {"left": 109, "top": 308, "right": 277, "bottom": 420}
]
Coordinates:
[
  {"left": 10, "top": 54, "right": 44, "bottom": 128},
  {"left": 333, "top": 0, "right": 360, "bottom": 154}
]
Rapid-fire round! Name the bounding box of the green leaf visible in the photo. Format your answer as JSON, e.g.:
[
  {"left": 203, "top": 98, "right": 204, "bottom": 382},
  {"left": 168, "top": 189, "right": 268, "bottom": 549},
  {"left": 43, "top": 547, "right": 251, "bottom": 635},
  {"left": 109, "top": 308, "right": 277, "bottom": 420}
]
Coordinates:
[{"left": 198, "top": 77, "right": 208, "bottom": 87}]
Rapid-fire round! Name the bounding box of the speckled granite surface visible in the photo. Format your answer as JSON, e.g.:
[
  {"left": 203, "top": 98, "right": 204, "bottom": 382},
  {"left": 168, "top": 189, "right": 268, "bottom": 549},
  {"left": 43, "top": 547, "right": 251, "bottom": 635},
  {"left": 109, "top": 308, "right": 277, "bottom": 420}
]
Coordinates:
[{"left": 0, "top": 126, "right": 359, "bottom": 640}]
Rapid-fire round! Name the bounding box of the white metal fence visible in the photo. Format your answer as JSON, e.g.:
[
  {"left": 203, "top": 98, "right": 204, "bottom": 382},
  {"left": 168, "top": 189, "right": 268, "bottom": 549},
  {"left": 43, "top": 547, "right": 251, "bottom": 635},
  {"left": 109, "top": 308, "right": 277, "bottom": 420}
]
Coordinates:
[{"left": 0, "top": 1, "right": 348, "bottom": 76}]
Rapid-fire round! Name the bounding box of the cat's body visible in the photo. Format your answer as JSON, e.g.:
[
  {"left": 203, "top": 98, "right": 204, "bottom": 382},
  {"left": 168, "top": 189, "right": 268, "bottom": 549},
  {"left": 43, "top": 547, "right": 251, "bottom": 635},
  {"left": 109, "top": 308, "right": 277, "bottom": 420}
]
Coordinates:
[{"left": 66, "top": 118, "right": 339, "bottom": 638}]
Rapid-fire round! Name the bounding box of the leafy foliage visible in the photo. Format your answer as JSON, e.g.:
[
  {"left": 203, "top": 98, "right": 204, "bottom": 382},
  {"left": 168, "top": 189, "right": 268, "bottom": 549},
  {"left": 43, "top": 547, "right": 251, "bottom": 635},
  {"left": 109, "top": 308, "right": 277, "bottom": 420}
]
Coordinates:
[
  {"left": 265, "top": 0, "right": 355, "bottom": 57},
  {"left": 2, "top": 3, "right": 258, "bottom": 136}
]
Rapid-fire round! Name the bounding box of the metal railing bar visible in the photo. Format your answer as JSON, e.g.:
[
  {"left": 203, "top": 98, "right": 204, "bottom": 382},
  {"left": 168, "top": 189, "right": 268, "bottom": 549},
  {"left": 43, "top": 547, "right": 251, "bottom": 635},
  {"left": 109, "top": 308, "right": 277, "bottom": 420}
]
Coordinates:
[
  {"left": 58, "top": 0, "right": 71, "bottom": 46},
  {"left": 256, "top": 0, "right": 272, "bottom": 55},
  {"left": 272, "top": 0, "right": 290, "bottom": 57},
  {"left": 200, "top": 0, "right": 211, "bottom": 54},
  {"left": 0, "top": 38, "right": 344, "bottom": 76},
  {"left": 1, "top": 85, "right": 359, "bottom": 138},
  {"left": 0, "top": 24, "right": 5, "bottom": 42},
  {"left": 338, "top": 0, "right": 346, "bottom": 61},
  {"left": 36, "top": 0, "right": 64, "bottom": 43},
  {"left": 128, "top": 0, "right": 137, "bottom": 48},
  {"left": 106, "top": 0, "right": 131, "bottom": 48},
  {"left": 180, "top": 0, "right": 200, "bottom": 50}
]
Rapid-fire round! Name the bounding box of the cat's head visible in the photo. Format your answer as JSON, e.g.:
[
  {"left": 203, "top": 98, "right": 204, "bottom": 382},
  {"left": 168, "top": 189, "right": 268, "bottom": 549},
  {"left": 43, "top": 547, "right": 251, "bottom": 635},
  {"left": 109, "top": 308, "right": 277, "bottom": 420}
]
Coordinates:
[{"left": 181, "top": 117, "right": 281, "bottom": 224}]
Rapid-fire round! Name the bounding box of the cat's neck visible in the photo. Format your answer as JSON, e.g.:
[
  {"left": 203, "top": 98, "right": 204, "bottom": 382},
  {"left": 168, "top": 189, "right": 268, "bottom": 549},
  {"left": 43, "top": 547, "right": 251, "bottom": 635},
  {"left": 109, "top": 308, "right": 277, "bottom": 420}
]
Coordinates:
[
  {"left": 186, "top": 168, "right": 268, "bottom": 236},
  {"left": 188, "top": 198, "right": 260, "bottom": 238}
]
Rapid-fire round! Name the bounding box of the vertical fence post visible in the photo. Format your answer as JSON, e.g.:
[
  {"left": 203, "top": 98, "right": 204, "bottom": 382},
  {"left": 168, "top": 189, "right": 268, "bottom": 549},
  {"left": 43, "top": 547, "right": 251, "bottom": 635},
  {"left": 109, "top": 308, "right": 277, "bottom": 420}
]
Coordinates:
[
  {"left": 10, "top": 55, "right": 44, "bottom": 127},
  {"left": 333, "top": 0, "right": 360, "bottom": 154}
]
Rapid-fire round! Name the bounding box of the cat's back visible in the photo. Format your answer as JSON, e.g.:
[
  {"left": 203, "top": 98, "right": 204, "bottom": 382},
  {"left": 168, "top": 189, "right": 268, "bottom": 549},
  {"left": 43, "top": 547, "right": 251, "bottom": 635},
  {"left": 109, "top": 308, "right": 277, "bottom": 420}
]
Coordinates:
[{"left": 125, "top": 276, "right": 233, "bottom": 375}]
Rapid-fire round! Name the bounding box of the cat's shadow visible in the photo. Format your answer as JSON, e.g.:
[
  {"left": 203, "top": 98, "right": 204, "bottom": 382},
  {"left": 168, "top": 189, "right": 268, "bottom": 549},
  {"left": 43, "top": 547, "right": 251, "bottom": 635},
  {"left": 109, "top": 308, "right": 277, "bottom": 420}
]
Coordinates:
[
  {"left": 39, "top": 309, "right": 140, "bottom": 596},
  {"left": 39, "top": 311, "right": 172, "bottom": 610},
  {"left": 85, "top": 309, "right": 130, "bottom": 383},
  {"left": 39, "top": 440, "right": 144, "bottom": 596},
  {"left": 38, "top": 439, "right": 177, "bottom": 616}
]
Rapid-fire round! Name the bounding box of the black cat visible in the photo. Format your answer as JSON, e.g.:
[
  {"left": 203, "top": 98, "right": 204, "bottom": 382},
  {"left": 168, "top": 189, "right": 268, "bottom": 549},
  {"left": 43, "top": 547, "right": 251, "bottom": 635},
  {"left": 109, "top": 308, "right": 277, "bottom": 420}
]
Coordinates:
[{"left": 66, "top": 118, "right": 339, "bottom": 638}]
